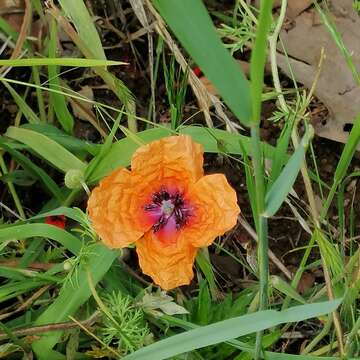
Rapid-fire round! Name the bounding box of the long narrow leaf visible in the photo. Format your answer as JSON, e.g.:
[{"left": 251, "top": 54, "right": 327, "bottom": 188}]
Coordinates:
[
  {"left": 0, "top": 138, "right": 64, "bottom": 202},
  {"left": 5, "top": 127, "right": 87, "bottom": 173},
  {"left": 0, "top": 58, "right": 122, "bottom": 67},
  {"left": 264, "top": 127, "right": 313, "bottom": 217},
  {"left": 0, "top": 224, "right": 81, "bottom": 255},
  {"left": 22, "top": 123, "right": 100, "bottom": 155},
  {"left": 1, "top": 81, "right": 40, "bottom": 124},
  {"left": 48, "top": 18, "right": 74, "bottom": 134},
  {"left": 123, "top": 299, "right": 341, "bottom": 360},
  {"left": 58, "top": 0, "right": 106, "bottom": 60},
  {"left": 249, "top": 0, "right": 274, "bottom": 124}
]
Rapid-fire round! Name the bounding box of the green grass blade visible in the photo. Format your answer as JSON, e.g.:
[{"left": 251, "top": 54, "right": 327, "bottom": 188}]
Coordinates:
[
  {"left": 0, "top": 280, "right": 51, "bottom": 304},
  {"left": 315, "top": 2, "right": 360, "bottom": 85},
  {"left": 153, "top": 0, "right": 252, "bottom": 125},
  {"left": 123, "top": 300, "right": 341, "bottom": 360},
  {"left": 321, "top": 113, "right": 360, "bottom": 219},
  {"left": 0, "top": 138, "right": 64, "bottom": 202},
  {"left": 30, "top": 206, "right": 85, "bottom": 223},
  {"left": 0, "top": 223, "right": 81, "bottom": 255},
  {"left": 268, "top": 117, "right": 294, "bottom": 188},
  {"left": 264, "top": 127, "right": 313, "bottom": 217},
  {"left": 48, "top": 18, "right": 74, "bottom": 134},
  {"left": 161, "top": 314, "right": 352, "bottom": 360},
  {"left": 196, "top": 249, "right": 218, "bottom": 300},
  {"left": 5, "top": 126, "right": 87, "bottom": 173},
  {"left": 58, "top": 0, "right": 106, "bottom": 60},
  {"left": 0, "top": 17, "right": 19, "bottom": 43},
  {"left": 249, "top": 0, "right": 273, "bottom": 124},
  {"left": 1, "top": 81, "right": 40, "bottom": 124},
  {"left": 0, "top": 58, "right": 122, "bottom": 67},
  {"left": 270, "top": 275, "right": 305, "bottom": 304},
  {"left": 333, "top": 114, "right": 360, "bottom": 187},
  {"left": 315, "top": 228, "right": 343, "bottom": 278},
  {"left": 21, "top": 123, "right": 100, "bottom": 155},
  {"left": 84, "top": 112, "right": 122, "bottom": 180}
]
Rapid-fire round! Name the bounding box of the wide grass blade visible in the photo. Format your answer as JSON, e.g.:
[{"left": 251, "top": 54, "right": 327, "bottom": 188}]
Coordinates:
[
  {"left": 21, "top": 123, "right": 100, "bottom": 156},
  {"left": 0, "top": 138, "right": 64, "bottom": 202},
  {"left": 0, "top": 224, "right": 81, "bottom": 255},
  {"left": 161, "top": 314, "right": 353, "bottom": 360},
  {"left": 153, "top": 0, "right": 252, "bottom": 125},
  {"left": 5, "top": 127, "right": 87, "bottom": 173},
  {"left": 58, "top": 0, "right": 106, "bottom": 60},
  {"left": 123, "top": 299, "right": 341, "bottom": 360}
]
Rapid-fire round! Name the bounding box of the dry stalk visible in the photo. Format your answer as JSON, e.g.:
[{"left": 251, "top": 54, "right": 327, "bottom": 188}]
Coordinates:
[
  {"left": 144, "top": 0, "right": 241, "bottom": 131},
  {"left": 269, "top": 0, "right": 345, "bottom": 352},
  {"left": 0, "top": 311, "right": 100, "bottom": 340},
  {"left": 0, "top": 0, "right": 31, "bottom": 74}
]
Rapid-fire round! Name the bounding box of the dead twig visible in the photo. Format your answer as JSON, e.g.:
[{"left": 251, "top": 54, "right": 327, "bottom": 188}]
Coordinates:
[
  {"left": 0, "top": 311, "right": 101, "bottom": 340},
  {"left": 238, "top": 216, "right": 293, "bottom": 280},
  {"left": 0, "top": 0, "right": 32, "bottom": 75}
]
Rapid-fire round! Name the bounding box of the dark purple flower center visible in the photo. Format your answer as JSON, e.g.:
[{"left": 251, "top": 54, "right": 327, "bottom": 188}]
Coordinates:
[{"left": 144, "top": 188, "right": 191, "bottom": 233}]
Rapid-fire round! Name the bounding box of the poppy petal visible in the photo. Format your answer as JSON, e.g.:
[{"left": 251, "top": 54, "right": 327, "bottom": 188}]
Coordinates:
[
  {"left": 136, "top": 231, "right": 197, "bottom": 290},
  {"left": 131, "top": 136, "right": 204, "bottom": 184},
  {"left": 88, "top": 168, "right": 150, "bottom": 248},
  {"left": 185, "top": 174, "right": 240, "bottom": 248},
  {"left": 45, "top": 215, "right": 66, "bottom": 229}
]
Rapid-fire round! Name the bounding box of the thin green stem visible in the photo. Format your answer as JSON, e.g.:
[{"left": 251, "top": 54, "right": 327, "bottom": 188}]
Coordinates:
[
  {"left": 0, "top": 153, "right": 25, "bottom": 220},
  {"left": 249, "top": 0, "right": 273, "bottom": 357},
  {"left": 345, "top": 314, "right": 360, "bottom": 357},
  {"left": 62, "top": 189, "right": 80, "bottom": 207},
  {"left": 251, "top": 125, "right": 268, "bottom": 360},
  {"left": 269, "top": 0, "right": 288, "bottom": 113},
  {"left": 301, "top": 315, "right": 332, "bottom": 355},
  {"left": 32, "top": 65, "right": 47, "bottom": 123}
]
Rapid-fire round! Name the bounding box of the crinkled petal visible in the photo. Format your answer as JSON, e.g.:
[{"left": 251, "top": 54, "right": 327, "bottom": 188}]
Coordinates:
[
  {"left": 131, "top": 136, "right": 204, "bottom": 185},
  {"left": 136, "top": 231, "right": 197, "bottom": 290},
  {"left": 87, "top": 168, "right": 151, "bottom": 248},
  {"left": 184, "top": 174, "right": 240, "bottom": 248}
]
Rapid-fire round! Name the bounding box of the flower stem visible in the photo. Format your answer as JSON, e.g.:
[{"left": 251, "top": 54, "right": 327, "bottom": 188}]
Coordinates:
[{"left": 249, "top": 0, "right": 273, "bottom": 356}]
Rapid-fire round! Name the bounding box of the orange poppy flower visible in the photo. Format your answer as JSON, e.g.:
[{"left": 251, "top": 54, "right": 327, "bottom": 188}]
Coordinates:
[{"left": 87, "top": 136, "right": 240, "bottom": 290}]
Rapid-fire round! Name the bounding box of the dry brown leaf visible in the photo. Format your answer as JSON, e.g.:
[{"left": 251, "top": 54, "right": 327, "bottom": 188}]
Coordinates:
[
  {"left": 70, "top": 85, "right": 94, "bottom": 121},
  {"left": 199, "top": 60, "right": 250, "bottom": 96},
  {"left": 286, "top": 0, "right": 312, "bottom": 19},
  {"left": 277, "top": 0, "right": 360, "bottom": 145},
  {"left": 296, "top": 271, "right": 315, "bottom": 294},
  {"left": 0, "top": 0, "right": 25, "bottom": 33}
]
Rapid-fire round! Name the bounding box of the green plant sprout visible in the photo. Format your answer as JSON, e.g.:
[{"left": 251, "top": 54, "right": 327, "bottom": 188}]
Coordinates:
[{"left": 99, "top": 291, "right": 152, "bottom": 356}]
